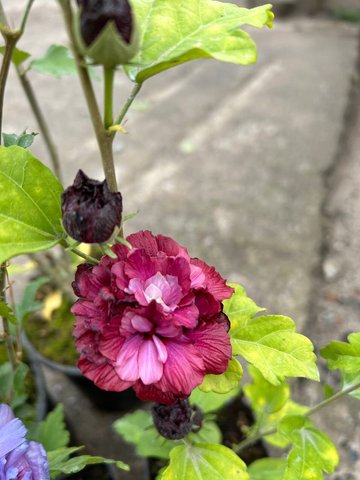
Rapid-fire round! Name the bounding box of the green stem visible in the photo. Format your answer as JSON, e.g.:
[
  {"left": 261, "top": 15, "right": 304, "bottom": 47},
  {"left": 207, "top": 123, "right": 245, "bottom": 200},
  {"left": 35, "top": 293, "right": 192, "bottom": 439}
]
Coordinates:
[
  {"left": 19, "top": 0, "right": 35, "bottom": 34},
  {"left": 69, "top": 247, "right": 99, "bottom": 265},
  {"left": 111, "top": 82, "right": 142, "bottom": 136},
  {"left": 104, "top": 66, "right": 115, "bottom": 129},
  {"left": 0, "top": 32, "right": 19, "bottom": 142},
  {"left": 0, "top": 0, "right": 34, "bottom": 143},
  {"left": 0, "top": 264, "right": 17, "bottom": 370},
  {"left": 16, "top": 66, "right": 63, "bottom": 181},
  {"left": 58, "top": 0, "right": 118, "bottom": 192},
  {"left": 234, "top": 380, "right": 360, "bottom": 454}
]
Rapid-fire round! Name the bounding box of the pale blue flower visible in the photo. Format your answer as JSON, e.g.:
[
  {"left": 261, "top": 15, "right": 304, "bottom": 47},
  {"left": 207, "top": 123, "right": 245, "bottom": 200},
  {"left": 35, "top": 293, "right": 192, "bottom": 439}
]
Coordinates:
[{"left": 0, "top": 404, "right": 49, "bottom": 480}]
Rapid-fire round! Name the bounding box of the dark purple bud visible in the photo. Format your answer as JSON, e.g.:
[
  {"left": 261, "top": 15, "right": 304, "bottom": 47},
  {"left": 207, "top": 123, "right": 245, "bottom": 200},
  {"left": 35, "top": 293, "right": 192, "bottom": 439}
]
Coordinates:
[
  {"left": 78, "top": 0, "right": 133, "bottom": 46},
  {"left": 61, "top": 170, "right": 122, "bottom": 243},
  {"left": 152, "top": 399, "right": 204, "bottom": 441},
  {"left": 213, "top": 311, "right": 231, "bottom": 333}
]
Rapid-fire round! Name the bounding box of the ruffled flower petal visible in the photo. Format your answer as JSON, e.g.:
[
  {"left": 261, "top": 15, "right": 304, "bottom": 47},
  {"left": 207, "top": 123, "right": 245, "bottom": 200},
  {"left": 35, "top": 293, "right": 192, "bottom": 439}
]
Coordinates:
[
  {"left": 138, "top": 338, "right": 165, "bottom": 385},
  {"left": 72, "top": 230, "right": 233, "bottom": 403},
  {"left": 186, "top": 321, "right": 232, "bottom": 374}
]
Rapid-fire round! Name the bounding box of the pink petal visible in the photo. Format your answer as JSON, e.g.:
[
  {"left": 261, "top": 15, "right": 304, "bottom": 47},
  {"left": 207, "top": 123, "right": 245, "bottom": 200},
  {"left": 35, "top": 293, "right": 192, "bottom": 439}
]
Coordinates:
[
  {"left": 125, "top": 249, "right": 156, "bottom": 281},
  {"left": 133, "top": 382, "right": 185, "bottom": 405},
  {"left": 190, "top": 264, "right": 206, "bottom": 289},
  {"left": 153, "top": 335, "right": 168, "bottom": 363},
  {"left": 159, "top": 339, "right": 205, "bottom": 395},
  {"left": 138, "top": 339, "right": 164, "bottom": 384},
  {"left": 194, "top": 289, "right": 221, "bottom": 317},
  {"left": 131, "top": 314, "right": 153, "bottom": 332},
  {"left": 156, "top": 234, "right": 189, "bottom": 258},
  {"left": 191, "top": 259, "right": 234, "bottom": 300},
  {"left": 78, "top": 356, "right": 132, "bottom": 391},
  {"left": 186, "top": 321, "right": 232, "bottom": 374},
  {"left": 111, "top": 262, "right": 128, "bottom": 291},
  {"left": 98, "top": 318, "right": 125, "bottom": 361},
  {"left": 166, "top": 257, "right": 191, "bottom": 293},
  {"left": 127, "top": 230, "right": 159, "bottom": 256},
  {"left": 172, "top": 304, "right": 199, "bottom": 328},
  {"left": 115, "top": 335, "right": 142, "bottom": 382},
  {"left": 155, "top": 320, "right": 180, "bottom": 338}
]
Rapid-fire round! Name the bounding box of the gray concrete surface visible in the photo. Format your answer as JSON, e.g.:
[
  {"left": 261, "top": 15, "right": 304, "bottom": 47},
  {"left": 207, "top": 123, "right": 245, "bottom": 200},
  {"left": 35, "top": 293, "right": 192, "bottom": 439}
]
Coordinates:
[{"left": 1, "top": 1, "right": 360, "bottom": 478}]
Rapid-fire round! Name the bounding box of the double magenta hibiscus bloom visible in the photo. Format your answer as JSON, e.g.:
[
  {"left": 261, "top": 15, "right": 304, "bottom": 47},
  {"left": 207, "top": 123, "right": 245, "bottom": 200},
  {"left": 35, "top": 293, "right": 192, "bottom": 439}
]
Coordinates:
[{"left": 72, "top": 231, "right": 233, "bottom": 404}]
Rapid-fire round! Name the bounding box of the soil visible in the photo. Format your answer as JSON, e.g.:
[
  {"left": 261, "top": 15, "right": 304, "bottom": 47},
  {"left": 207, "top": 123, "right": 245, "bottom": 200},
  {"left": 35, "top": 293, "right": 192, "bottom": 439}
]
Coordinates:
[{"left": 25, "top": 294, "right": 78, "bottom": 366}]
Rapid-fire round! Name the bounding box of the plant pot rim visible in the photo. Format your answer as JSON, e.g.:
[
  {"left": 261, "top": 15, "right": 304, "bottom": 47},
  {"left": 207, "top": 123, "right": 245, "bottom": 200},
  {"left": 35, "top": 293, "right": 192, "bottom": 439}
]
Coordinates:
[{"left": 22, "top": 331, "right": 82, "bottom": 377}]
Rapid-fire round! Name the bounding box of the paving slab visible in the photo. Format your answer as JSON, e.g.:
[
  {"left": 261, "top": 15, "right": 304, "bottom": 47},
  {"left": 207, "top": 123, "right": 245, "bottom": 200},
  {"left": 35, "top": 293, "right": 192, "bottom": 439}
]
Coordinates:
[{"left": 1, "top": 1, "right": 360, "bottom": 478}]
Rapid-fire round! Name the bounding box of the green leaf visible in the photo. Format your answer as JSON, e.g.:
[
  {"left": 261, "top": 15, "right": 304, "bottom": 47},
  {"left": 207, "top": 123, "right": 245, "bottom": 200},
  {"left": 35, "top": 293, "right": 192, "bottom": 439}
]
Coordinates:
[
  {"left": 223, "top": 283, "right": 265, "bottom": 334},
  {"left": 189, "top": 386, "right": 240, "bottom": 413},
  {"left": 199, "top": 357, "right": 243, "bottom": 393},
  {"left": 12, "top": 363, "right": 29, "bottom": 401},
  {"left": 279, "top": 416, "right": 339, "bottom": 480},
  {"left": 114, "top": 409, "right": 222, "bottom": 460},
  {"left": 0, "top": 46, "right": 31, "bottom": 66},
  {"left": 30, "top": 45, "right": 77, "bottom": 77},
  {"left": 113, "top": 410, "right": 173, "bottom": 459},
  {"left": 3, "top": 132, "right": 37, "bottom": 149},
  {"left": 320, "top": 333, "right": 360, "bottom": 373},
  {"left": 0, "top": 301, "right": 17, "bottom": 324},
  {"left": 160, "top": 443, "right": 249, "bottom": 480},
  {"left": 231, "top": 315, "right": 319, "bottom": 385},
  {"left": 341, "top": 371, "right": 360, "bottom": 400},
  {"left": 125, "top": 1, "right": 274, "bottom": 83},
  {"left": 34, "top": 405, "right": 70, "bottom": 451},
  {"left": 0, "top": 362, "right": 14, "bottom": 402},
  {"left": 188, "top": 421, "right": 222, "bottom": 445},
  {"left": 248, "top": 458, "right": 287, "bottom": 480},
  {"left": 16, "top": 276, "right": 48, "bottom": 325},
  {"left": 243, "top": 366, "right": 308, "bottom": 448},
  {"left": 48, "top": 447, "right": 129, "bottom": 479},
  {"left": 0, "top": 146, "right": 64, "bottom": 263},
  {"left": 113, "top": 410, "right": 152, "bottom": 445}
]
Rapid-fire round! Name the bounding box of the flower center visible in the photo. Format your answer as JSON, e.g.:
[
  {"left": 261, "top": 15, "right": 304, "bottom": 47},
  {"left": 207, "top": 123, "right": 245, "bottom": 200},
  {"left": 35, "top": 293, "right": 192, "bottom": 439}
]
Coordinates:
[{"left": 128, "top": 272, "right": 182, "bottom": 312}]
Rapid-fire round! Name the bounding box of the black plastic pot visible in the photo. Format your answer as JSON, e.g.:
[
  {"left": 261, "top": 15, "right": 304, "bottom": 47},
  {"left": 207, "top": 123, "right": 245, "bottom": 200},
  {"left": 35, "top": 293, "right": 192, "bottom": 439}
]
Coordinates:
[{"left": 22, "top": 332, "right": 140, "bottom": 412}]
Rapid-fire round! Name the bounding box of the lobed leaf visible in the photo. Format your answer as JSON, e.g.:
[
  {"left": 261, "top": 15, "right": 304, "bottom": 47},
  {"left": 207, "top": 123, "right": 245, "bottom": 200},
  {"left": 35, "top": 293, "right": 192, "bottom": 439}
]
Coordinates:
[
  {"left": 279, "top": 416, "right": 339, "bottom": 480},
  {"left": 30, "top": 45, "right": 78, "bottom": 77},
  {"left": 48, "top": 447, "right": 129, "bottom": 479},
  {"left": 231, "top": 315, "right": 319, "bottom": 385},
  {"left": 0, "top": 301, "right": 17, "bottom": 324},
  {"left": 0, "top": 46, "right": 31, "bottom": 66},
  {"left": 32, "top": 404, "right": 70, "bottom": 451},
  {"left": 125, "top": 1, "right": 274, "bottom": 83},
  {"left": 248, "top": 458, "right": 287, "bottom": 480},
  {"left": 189, "top": 386, "right": 240, "bottom": 413},
  {"left": 0, "top": 146, "right": 64, "bottom": 263},
  {"left": 199, "top": 357, "right": 243, "bottom": 393},
  {"left": 114, "top": 409, "right": 222, "bottom": 459},
  {"left": 223, "top": 283, "right": 265, "bottom": 334},
  {"left": 320, "top": 333, "right": 360, "bottom": 373},
  {"left": 159, "top": 443, "right": 249, "bottom": 480},
  {"left": 243, "top": 366, "right": 308, "bottom": 447},
  {"left": 3, "top": 131, "right": 37, "bottom": 149}
]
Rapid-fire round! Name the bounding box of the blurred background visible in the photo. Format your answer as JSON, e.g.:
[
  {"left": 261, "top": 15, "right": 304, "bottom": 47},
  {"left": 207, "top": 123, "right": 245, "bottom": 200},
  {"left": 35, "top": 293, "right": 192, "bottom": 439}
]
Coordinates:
[{"left": 2, "top": 1, "right": 360, "bottom": 478}]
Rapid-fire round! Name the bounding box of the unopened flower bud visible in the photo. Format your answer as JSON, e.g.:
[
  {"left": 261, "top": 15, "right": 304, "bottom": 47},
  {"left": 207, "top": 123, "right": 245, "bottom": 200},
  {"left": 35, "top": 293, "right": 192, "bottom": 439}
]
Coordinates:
[
  {"left": 61, "top": 169, "right": 122, "bottom": 243},
  {"left": 152, "top": 400, "right": 204, "bottom": 440},
  {"left": 75, "top": 0, "right": 140, "bottom": 67}
]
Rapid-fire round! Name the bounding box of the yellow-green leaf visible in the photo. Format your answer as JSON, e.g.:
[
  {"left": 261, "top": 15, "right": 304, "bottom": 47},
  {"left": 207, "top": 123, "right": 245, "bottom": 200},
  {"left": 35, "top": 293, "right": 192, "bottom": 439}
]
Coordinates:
[
  {"left": 0, "top": 146, "right": 64, "bottom": 263},
  {"left": 125, "top": 1, "right": 274, "bottom": 83},
  {"left": 199, "top": 358, "right": 243, "bottom": 393},
  {"left": 231, "top": 315, "right": 319, "bottom": 385}
]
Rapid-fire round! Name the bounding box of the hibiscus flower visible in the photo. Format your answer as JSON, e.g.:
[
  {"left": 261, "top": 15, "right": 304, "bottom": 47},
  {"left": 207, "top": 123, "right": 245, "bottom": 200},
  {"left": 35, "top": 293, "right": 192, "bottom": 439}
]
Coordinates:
[{"left": 72, "top": 230, "right": 233, "bottom": 404}]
